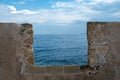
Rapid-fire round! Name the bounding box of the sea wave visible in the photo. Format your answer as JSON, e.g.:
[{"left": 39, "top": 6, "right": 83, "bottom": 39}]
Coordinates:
[{"left": 33, "top": 34, "right": 88, "bottom": 66}]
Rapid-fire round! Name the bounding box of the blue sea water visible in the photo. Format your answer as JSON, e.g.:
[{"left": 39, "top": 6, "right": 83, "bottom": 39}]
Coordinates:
[{"left": 33, "top": 34, "right": 88, "bottom": 66}]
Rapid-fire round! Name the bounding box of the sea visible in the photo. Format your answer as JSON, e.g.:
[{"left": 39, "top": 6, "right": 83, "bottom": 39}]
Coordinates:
[{"left": 33, "top": 34, "right": 88, "bottom": 66}]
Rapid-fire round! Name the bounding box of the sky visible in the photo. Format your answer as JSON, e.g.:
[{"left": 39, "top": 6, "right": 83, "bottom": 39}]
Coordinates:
[{"left": 0, "top": 0, "right": 120, "bottom": 34}]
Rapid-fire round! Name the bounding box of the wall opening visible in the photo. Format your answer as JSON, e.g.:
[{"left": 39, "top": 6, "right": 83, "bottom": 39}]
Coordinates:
[{"left": 33, "top": 23, "right": 88, "bottom": 66}]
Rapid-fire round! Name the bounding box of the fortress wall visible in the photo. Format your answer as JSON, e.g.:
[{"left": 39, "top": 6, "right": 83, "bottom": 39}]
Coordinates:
[
  {"left": 87, "top": 22, "right": 120, "bottom": 80},
  {"left": 0, "top": 23, "right": 34, "bottom": 80},
  {"left": 0, "top": 22, "right": 120, "bottom": 80}
]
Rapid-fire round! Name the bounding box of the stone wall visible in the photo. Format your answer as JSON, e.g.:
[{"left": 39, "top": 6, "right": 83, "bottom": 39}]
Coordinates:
[
  {"left": 0, "top": 23, "right": 34, "bottom": 80},
  {"left": 87, "top": 22, "right": 120, "bottom": 80},
  {"left": 0, "top": 22, "right": 120, "bottom": 80}
]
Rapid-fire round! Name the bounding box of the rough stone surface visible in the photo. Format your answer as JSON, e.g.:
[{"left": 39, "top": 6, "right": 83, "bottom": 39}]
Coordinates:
[
  {"left": 87, "top": 22, "right": 120, "bottom": 80},
  {"left": 0, "top": 22, "right": 120, "bottom": 80},
  {"left": 0, "top": 23, "right": 34, "bottom": 80}
]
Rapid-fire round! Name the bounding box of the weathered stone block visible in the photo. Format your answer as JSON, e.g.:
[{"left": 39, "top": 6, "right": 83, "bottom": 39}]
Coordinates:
[
  {"left": 64, "top": 66, "right": 80, "bottom": 73},
  {"left": 46, "top": 66, "right": 64, "bottom": 73},
  {"left": 24, "top": 66, "right": 46, "bottom": 73}
]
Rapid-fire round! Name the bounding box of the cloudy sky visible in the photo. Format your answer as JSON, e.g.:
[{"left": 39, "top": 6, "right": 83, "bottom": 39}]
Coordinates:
[{"left": 0, "top": 0, "right": 120, "bottom": 34}]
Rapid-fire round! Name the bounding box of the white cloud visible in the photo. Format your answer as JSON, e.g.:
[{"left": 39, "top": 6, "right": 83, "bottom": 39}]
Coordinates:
[
  {"left": 11, "top": 9, "right": 38, "bottom": 14},
  {"left": 51, "top": 2, "right": 75, "bottom": 8},
  {"left": 7, "top": 5, "right": 38, "bottom": 14},
  {"left": 3, "top": 5, "right": 91, "bottom": 24},
  {"left": 93, "top": 0, "right": 120, "bottom": 3},
  {"left": 7, "top": 5, "right": 16, "bottom": 11},
  {"left": 0, "top": 0, "right": 120, "bottom": 25}
]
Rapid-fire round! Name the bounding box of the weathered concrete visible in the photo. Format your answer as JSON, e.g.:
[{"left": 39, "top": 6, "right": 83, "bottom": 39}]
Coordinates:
[{"left": 0, "top": 22, "right": 120, "bottom": 80}]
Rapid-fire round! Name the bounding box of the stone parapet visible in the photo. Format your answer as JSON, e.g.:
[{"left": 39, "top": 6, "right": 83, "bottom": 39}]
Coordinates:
[{"left": 0, "top": 22, "right": 120, "bottom": 80}]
